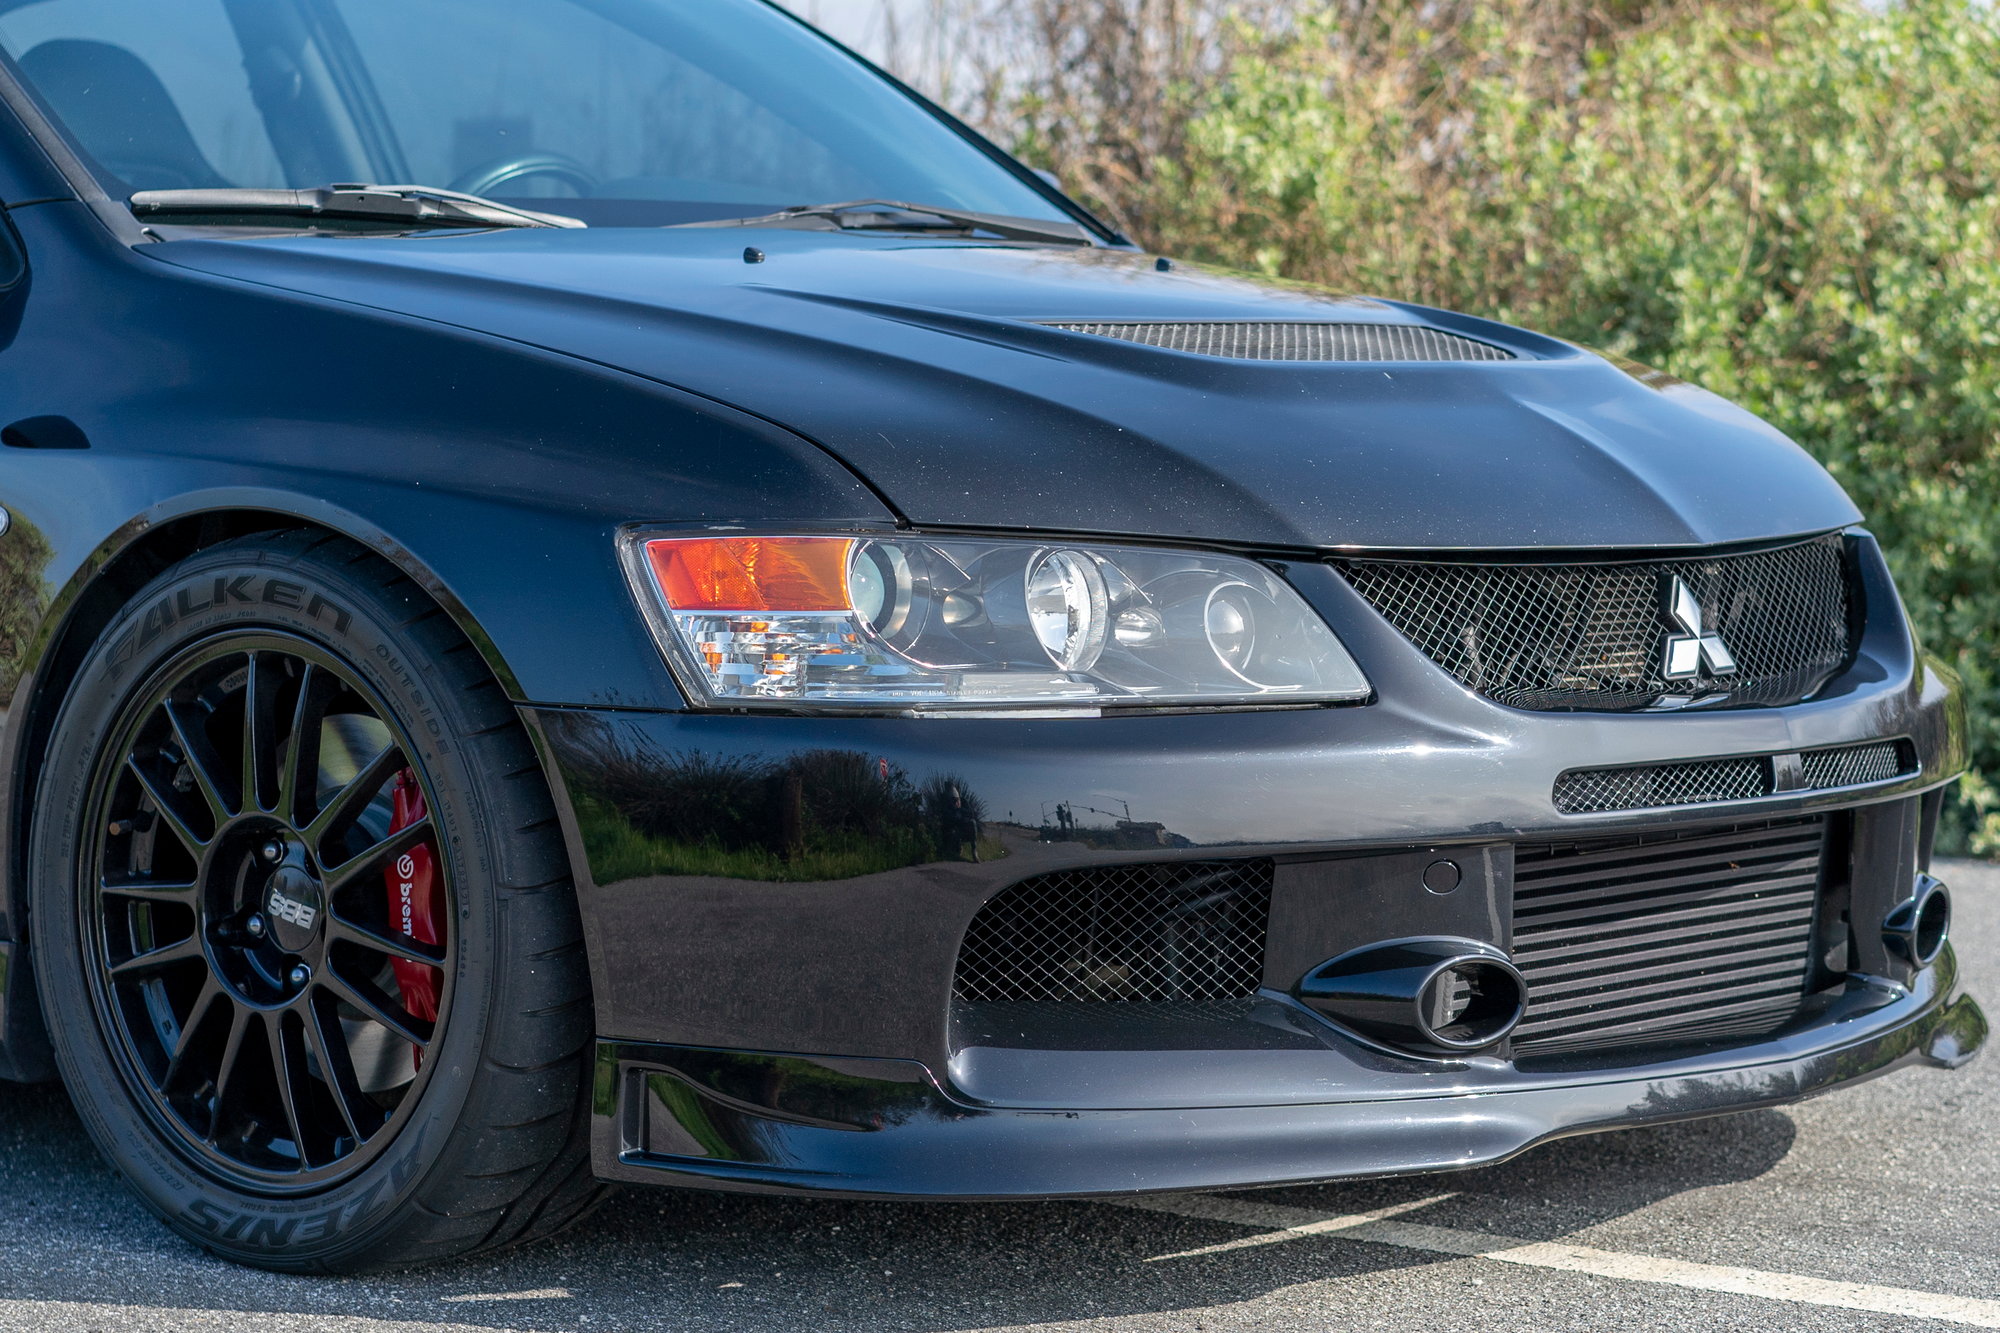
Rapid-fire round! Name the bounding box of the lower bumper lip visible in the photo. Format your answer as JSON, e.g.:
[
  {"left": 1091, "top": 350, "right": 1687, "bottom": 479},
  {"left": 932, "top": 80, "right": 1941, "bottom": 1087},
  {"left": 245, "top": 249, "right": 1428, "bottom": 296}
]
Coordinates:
[{"left": 590, "top": 957, "right": 1986, "bottom": 1199}]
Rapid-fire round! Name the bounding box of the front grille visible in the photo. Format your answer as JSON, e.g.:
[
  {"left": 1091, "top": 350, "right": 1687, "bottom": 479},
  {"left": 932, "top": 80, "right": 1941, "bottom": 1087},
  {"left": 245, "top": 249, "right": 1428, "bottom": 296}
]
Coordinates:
[
  {"left": 1338, "top": 535, "right": 1853, "bottom": 711},
  {"left": 1554, "top": 739, "right": 1916, "bottom": 814},
  {"left": 1510, "top": 818, "right": 1826, "bottom": 1054},
  {"left": 1041, "top": 320, "right": 1514, "bottom": 362},
  {"left": 953, "top": 860, "right": 1272, "bottom": 1004}
]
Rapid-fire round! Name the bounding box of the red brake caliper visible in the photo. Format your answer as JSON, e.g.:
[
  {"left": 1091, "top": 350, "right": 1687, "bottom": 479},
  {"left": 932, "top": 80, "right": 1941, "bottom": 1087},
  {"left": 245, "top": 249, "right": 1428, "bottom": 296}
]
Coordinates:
[{"left": 386, "top": 769, "right": 443, "bottom": 1067}]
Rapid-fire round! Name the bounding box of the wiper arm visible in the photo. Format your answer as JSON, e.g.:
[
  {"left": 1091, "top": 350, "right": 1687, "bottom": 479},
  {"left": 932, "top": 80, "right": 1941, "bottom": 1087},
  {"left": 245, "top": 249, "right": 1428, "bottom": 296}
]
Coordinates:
[
  {"left": 128, "top": 183, "right": 586, "bottom": 231},
  {"left": 672, "top": 199, "right": 1089, "bottom": 246}
]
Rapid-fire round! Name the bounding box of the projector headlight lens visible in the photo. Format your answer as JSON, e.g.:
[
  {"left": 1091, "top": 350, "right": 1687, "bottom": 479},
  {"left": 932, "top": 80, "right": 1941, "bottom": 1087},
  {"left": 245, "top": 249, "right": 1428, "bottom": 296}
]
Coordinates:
[
  {"left": 1025, "top": 549, "right": 1109, "bottom": 673},
  {"left": 626, "top": 533, "right": 1370, "bottom": 713}
]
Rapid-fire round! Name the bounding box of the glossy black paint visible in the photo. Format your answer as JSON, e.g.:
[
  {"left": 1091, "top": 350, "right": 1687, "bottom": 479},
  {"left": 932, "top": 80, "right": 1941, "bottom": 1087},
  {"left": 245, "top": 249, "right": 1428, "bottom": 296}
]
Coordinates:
[
  {"left": 590, "top": 957, "right": 1986, "bottom": 1198},
  {"left": 527, "top": 505, "right": 1982, "bottom": 1188},
  {"left": 0, "top": 24, "right": 1977, "bottom": 1202},
  {"left": 147, "top": 228, "right": 1862, "bottom": 552},
  {"left": 1883, "top": 873, "right": 1952, "bottom": 967},
  {"left": 0, "top": 100, "right": 1901, "bottom": 950},
  {"left": 531, "top": 534, "right": 1961, "bottom": 1062},
  {"left": 0, "top": 193, "right": 894, "bottom": 935},
  {"left": 1294, "top": 938, "right": 1527, "bottom": 1054}
]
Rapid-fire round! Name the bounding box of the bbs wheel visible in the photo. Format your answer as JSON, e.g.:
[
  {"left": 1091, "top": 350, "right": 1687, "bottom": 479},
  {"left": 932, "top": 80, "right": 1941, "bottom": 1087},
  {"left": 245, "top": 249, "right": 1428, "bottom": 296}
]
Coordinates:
[{"left": 31, "top": 533, "right": 606, "bottom": 1271}]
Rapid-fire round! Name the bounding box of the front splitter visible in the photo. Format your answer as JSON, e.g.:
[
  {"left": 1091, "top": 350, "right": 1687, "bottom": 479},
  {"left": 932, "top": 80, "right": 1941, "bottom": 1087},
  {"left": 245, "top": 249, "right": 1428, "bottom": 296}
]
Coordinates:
[{"left": 589, "top": 975, "right": 1986, "bottom": 1199}]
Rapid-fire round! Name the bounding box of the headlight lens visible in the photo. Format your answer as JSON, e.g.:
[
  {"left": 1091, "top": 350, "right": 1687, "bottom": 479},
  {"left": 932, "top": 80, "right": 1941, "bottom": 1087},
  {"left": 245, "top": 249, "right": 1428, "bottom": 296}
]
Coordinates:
[
  {"left": 1025, "top": 549, "right": 1109, "bottom": 673},
  {"left": 627, "top": 534, "right": 1370, "bottom": 713}
]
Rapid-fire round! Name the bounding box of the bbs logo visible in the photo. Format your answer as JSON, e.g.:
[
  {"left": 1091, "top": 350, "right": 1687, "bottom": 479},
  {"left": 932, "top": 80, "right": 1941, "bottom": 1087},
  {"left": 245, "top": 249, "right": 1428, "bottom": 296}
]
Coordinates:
[{"left": 266, "top": 885, "right": 317, "bottom": 931}]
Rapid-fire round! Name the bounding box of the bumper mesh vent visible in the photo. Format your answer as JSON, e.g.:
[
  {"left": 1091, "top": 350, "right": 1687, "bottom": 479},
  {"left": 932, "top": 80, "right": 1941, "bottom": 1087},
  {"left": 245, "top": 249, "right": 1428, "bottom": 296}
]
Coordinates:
[
  {"left": 1338, "top": 535, "right": 1852, "bottom": 712},
  {"left": 1511, "top": 818, "right": 1826, "bottom": 1055},
  {"left": 953, "top": 860, "right": 1272, "bottom": 1004},
  {"left": 1553, "top": 739, "right": 1915, "bottom": 814},
  {"left": 1041, "top": 321, "right": 1513, "bottom": 362},
  {"left": 1554, "top": 758, "right": 1768, "bottom": 815},
  {"left": 1801, "top": 740, "right": 1909, "bottom": 789}
]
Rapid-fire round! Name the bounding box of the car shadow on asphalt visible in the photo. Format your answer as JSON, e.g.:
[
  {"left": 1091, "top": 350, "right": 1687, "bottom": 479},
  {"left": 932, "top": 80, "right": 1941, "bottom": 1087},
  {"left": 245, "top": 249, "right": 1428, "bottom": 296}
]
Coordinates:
[{"left": 0, "top": 1072, "right": 1798, "bottom": 1331}]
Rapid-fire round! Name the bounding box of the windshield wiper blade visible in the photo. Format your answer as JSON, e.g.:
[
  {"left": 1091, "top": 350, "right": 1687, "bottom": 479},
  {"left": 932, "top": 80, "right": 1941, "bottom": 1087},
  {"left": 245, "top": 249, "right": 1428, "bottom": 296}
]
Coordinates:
[
  {"left": 128, "top": 183, "right": 586, "bottom": 231},
  {"left": 673, "top": 199, "right": 1089, "bottom": 246}
]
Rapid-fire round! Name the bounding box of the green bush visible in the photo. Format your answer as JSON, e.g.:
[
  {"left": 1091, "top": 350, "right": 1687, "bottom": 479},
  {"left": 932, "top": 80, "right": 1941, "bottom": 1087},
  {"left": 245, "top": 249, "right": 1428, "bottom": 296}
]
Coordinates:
[{"left": 1011, "top": 0, "right": 2000, "bottom": 849}]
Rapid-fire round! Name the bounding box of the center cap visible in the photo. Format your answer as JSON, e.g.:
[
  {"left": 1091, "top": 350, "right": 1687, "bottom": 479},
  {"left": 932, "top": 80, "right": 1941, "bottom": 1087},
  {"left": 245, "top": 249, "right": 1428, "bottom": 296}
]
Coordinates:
[{"left": 263, "top": 865, "right": 324, "bottom": 954}]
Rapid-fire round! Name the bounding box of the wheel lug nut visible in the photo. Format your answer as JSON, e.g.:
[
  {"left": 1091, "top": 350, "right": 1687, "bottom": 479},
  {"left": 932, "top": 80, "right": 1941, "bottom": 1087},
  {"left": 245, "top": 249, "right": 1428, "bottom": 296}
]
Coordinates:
[
  {"left": 245, "top": 914, "right": 266, "bottom": 939},
  {"left": 260, "top": 839, "right": 286, "bottom": 864},
  {"left": 288, "top": 965, "right": 311, "bottom": 988}
]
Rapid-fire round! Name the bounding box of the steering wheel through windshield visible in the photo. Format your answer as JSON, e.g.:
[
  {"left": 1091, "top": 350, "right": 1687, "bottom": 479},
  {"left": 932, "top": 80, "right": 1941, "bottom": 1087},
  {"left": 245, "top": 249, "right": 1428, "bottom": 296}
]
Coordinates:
[{"left": 450, "top": 152, "right": 597, "bottom": 198}]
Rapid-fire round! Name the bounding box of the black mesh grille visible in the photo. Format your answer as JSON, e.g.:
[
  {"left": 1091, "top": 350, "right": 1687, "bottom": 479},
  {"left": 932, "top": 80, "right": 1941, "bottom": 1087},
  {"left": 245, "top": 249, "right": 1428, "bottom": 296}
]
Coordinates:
[
  {"left": 1801, "top": 740, "right": 1913, "bottom": 789},
  {"left": 1338, "top": 535, "right": 1852, "bottom": 712},
  {"left": 1511, "top": 818, "right": 1826, "bottom": 1055},
  {"left": 953, "top": 861, "right": 1273, "bottom": 1004},
  {"left": 1041, "top": 321, "right": 1513, "bottom": 362},
  {"left": 1554, "top": 739, "right": 1915, "bottom": 814},
  {"left": 1554, "top": 758, "right": 1770, "bottom": 814}
]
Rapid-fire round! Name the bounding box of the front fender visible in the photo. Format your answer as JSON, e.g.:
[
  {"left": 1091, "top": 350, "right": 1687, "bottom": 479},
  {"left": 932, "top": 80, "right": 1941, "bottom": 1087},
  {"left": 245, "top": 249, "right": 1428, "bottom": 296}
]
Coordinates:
[{"left": 0, "top": 201, "right": 898, "bottom": 949}]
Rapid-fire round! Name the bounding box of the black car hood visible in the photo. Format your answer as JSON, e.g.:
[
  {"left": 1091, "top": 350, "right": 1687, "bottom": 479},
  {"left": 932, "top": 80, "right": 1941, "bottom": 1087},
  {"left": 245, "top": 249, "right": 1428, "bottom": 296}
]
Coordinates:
[{"left": 149, "top": 228, "right": 1861, "bottom": 551}]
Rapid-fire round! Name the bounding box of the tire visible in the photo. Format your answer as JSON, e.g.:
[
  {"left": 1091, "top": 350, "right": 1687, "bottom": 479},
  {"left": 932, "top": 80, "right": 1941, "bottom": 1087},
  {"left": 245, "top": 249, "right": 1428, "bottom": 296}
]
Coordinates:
[{"left": 29, "top": 532, "right": 609, "bottom": 1272}]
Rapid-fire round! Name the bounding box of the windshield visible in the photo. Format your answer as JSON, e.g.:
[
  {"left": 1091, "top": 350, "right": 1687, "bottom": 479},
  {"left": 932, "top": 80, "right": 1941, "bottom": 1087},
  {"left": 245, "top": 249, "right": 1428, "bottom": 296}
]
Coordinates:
[{"left": 0, "top": 0, "right": 1074, "bottom": 229}]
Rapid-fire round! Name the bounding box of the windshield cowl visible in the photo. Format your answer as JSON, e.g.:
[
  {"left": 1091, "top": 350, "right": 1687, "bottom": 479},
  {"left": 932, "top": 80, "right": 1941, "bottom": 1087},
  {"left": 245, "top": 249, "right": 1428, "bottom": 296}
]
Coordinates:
[{"left": 673, "top": 200, "right": 1091, "bottom": 246}]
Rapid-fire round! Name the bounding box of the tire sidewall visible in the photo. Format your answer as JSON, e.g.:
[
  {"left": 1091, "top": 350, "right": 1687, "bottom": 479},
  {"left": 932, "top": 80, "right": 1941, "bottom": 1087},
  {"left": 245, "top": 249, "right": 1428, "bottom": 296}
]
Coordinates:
[{"left": 31, "top": 545, "right": 508, "bottom": 1266}]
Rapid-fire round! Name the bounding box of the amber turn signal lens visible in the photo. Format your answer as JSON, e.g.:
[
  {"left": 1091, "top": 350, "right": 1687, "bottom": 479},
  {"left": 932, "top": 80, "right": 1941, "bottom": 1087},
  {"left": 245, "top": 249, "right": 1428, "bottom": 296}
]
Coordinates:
[{"left": 645, "top": 537, "right": 854, "bottom": 612}]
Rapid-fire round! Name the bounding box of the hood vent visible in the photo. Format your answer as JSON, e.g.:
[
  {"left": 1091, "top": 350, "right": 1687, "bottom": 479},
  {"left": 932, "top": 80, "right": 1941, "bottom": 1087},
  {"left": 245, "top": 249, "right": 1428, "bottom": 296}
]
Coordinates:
[{"left": 1041, "top": 320, "right": 1515, "bottom": 362}]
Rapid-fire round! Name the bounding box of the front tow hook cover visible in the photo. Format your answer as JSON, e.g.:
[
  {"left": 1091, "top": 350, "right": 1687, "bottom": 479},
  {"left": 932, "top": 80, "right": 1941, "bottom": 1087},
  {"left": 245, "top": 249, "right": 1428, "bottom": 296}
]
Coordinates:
[{"left": 1297, "top": 937, "right": 1527, "bottom": 1055}]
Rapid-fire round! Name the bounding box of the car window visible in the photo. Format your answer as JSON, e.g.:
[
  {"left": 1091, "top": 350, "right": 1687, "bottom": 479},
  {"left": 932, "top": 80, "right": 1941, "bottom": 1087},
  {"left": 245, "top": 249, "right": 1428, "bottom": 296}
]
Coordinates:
[
  {"left": 0, "top": 0, "right": 1069, "bottom": 228},
  {"left": 0, "top": 0, "right": 282, "bottom": 190},
  {"left": 333, "top": 0, "right": 871, "bottom": 212}
]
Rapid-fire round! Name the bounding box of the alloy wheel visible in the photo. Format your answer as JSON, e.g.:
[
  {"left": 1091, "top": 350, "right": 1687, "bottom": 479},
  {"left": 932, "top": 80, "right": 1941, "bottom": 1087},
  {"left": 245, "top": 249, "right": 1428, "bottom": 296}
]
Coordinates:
[{"left": 82, "top": 633, "right": 454, "bottom": 1192}]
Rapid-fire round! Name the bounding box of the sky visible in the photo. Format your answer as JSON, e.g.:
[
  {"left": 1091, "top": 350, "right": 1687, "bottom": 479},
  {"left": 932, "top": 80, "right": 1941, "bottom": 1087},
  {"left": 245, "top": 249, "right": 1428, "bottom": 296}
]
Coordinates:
[{"left": 773, "top": 0, "right": 917, "bottom": 61}]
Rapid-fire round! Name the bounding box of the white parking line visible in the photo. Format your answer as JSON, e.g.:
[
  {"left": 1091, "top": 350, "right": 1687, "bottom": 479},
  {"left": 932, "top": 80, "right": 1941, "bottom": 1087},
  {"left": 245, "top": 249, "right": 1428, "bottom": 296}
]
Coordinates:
[
  {"left": 1112, "top": 1194, "right": 2000, "bottom": 1328},
  {"left": 0, "top": 1301, "right": 556, "bottom": 1332},
  {"left": 1120, "top": 1193, "right": 1460, "bottom": 1260},
  {"left": 439, "top": 1288, "right": 574, "bottom": 1303}
]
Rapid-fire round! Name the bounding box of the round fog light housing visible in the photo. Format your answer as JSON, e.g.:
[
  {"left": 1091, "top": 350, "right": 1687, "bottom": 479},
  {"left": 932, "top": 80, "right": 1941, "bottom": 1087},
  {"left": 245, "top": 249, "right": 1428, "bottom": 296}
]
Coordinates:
[
  {"left": 1418, "top": 957, "right": 1527, "bottom": 1051},
  {"left": 1884, "top": 875, "right": 1952, "bottom": 968}
]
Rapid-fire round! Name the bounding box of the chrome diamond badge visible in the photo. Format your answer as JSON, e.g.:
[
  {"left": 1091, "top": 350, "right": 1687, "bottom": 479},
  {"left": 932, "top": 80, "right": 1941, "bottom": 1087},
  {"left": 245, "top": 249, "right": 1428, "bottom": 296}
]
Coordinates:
[{"left": 1661, "top": 576, "right": 1738, "bottom": 680}]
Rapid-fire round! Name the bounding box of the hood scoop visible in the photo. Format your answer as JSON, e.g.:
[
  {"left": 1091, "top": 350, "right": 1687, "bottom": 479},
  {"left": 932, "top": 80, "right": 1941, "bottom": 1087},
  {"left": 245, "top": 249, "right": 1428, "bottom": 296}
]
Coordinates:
[{"left": 1040, "top": 320, "right": 1515, "bottom": 363}]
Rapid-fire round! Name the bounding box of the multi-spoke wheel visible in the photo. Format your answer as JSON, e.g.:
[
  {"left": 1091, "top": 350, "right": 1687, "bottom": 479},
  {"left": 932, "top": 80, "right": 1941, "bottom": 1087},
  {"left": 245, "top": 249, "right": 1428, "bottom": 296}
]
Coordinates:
[
  {"left": 93, "top": 638, "right": 450, "bottom": 1187},
  {"left": 32, "top": 534, "right": 604, "bottom": 1271}
]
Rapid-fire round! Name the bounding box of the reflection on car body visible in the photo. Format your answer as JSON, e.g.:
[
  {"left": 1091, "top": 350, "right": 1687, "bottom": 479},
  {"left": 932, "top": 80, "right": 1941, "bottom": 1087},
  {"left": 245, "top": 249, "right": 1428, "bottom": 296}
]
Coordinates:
[{"left": 0, "top": 0, "right": 1978, "bottom": 1275}]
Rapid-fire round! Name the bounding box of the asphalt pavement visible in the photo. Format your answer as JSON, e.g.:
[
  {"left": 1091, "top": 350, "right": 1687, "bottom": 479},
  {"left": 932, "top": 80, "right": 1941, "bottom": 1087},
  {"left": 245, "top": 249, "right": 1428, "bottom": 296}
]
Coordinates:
[{"left": 0, "top": 862, "right": 1994, "bottom": 1332}]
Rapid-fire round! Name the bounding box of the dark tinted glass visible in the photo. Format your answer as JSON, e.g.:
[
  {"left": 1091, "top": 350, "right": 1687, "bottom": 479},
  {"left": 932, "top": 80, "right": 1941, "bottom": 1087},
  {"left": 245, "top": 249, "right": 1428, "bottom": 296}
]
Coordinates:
[{"left": 0, "top": 0, "right": 1066, "bottom": 226}]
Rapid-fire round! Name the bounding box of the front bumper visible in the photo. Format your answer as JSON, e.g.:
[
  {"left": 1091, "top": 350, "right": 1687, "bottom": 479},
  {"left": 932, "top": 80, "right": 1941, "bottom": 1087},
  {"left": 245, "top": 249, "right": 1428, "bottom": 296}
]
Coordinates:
[
  {"left": 591, "top": 957, "right": 1984, "bottom": 1196},
  {"left": 528, "top": 530, "right": 1983, "bottom": 1197}
]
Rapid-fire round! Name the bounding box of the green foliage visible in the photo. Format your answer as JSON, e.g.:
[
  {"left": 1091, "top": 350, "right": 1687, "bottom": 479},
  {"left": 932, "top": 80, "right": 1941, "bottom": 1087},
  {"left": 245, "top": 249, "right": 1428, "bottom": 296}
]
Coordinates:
[
  {"left": 1032, "top": 0, "right": 2000, "bottom": 849},
  {"left": 0, "top": 514, "right": 51, "bottom": 702},
  {"left": 574, "top": 795, "right": 942, "bottom": 883},
  {"left": 561, "top": 718, "right": 1000, "bottom": 881}
]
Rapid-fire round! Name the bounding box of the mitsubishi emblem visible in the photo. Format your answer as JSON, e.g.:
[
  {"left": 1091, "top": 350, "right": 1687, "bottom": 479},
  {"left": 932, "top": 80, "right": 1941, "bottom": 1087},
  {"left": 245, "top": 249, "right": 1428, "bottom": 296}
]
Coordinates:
[{"left": 1661, "top": 576, "right": 1737, "bottom": 680}]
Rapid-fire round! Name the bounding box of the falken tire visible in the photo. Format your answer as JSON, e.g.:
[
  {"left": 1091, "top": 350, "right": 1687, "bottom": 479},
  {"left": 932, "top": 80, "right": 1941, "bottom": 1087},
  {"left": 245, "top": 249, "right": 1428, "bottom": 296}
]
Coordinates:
[{"left": 29, "top": 532, "right": 607, "bottom": 1272}]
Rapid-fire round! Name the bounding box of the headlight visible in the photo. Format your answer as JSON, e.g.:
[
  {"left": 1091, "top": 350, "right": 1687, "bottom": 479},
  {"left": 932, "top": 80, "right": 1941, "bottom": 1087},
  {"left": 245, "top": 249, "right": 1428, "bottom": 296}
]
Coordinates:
[{"left": 624, "top": 533, "right": 1371, "bottom": 714}]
